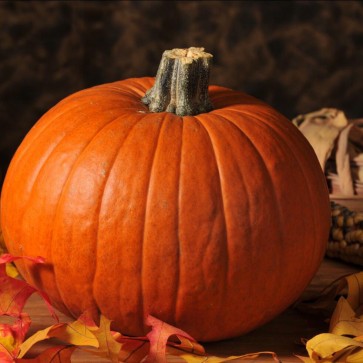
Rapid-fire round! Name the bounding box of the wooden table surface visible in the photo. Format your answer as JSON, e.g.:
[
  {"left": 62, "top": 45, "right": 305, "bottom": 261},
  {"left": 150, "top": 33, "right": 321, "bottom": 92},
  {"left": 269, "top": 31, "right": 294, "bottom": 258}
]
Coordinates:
[{"left": 23, "top": 257, "right": 361, "bottom": 363}]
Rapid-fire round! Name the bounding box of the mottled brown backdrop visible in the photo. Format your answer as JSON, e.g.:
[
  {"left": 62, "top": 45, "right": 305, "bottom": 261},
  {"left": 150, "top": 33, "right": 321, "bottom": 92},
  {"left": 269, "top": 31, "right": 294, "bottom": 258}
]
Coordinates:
[{"left": 1, "top": 1, "right": 363, "bottom": 184}]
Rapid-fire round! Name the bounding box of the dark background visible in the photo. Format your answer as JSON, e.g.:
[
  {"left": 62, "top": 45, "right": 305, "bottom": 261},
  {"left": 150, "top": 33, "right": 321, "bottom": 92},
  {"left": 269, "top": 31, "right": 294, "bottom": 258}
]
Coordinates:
[{"left": 1, "top": 0, "right": 363, "bottom": 185}]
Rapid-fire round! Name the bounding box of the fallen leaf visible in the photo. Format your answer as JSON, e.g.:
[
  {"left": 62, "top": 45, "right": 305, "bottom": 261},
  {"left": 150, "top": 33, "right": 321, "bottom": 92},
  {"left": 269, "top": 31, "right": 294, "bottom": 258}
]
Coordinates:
[
  {"left": 116, "top": 338, "right": 149, "bottom": 363},
  {"left": 2, "top": 313, "right": 32, "bottom": 357},
  {"left": 144, "top": 315, "right": 203, "bottom": 363},
  {"left": 52, "top": 317, "right": 99, "bottom": 348},
  {"left": 85, "top": 314, "right": 122, "bottom": 363},
  {"left": 0, "top": 254, "right": 57, "bottom": 320},
  {"left": 16, "top": 345, "right": 76, "bottom": 363},
  {"left": 18, "top": 317, "right": 100, "bottom": 359},
  {"left": 5, "top": 264, "right": 19, "bottom": 279},
  {"left": 0, "top": 254, "right": 59, "bottom": 361}
]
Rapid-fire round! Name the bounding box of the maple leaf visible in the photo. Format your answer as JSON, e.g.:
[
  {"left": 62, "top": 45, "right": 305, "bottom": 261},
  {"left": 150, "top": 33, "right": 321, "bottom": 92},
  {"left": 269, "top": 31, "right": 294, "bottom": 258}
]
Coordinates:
[
  {"left": 0, "top": 313, "right": 31, "bottom": 359},
  {"left": 76, "top": 313, "right": 122, "bottom": 363},
  {"left": 16, "top": 346, "right": 76, "bottom": 363},
  {"left": 144, "top": 315, "right": 204, "bottom": 363},
  {"left": 0, "top": 254, "right": 60, "bottom": 362},
  {"left": 0, "top": 254, "right": 56, "bottom": 319}
]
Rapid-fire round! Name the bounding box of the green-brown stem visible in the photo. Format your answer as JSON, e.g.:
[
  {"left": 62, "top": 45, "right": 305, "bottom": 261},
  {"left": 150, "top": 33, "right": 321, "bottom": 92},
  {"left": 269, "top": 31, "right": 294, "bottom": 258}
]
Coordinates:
[{"left": 141, "top": 47, "right": 213, "bottom": 116}]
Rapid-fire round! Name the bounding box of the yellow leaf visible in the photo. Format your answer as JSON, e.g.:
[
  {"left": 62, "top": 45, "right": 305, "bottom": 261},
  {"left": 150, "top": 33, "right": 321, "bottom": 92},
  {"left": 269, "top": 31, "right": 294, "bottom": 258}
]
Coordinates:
[
  {"left": 18, "top": 319, "right": 99, "bottom": 358},
  {"left": 82, "top": 314, "right": 122, "bottom": 363},
  {"left": 50, "top": 319, "right": 99, "bottom": 348},
  {"left": 0, "top": 325, "right": 15, "bottom": 355},
  {"left": 18, "top": 323, "right": 65, "bottom": 358},
  {"left": 5, "top": 264, "right": 18, "bottom": 278},
  {"left": 16, "top": 345, "right": 77, "bottom": 363}
]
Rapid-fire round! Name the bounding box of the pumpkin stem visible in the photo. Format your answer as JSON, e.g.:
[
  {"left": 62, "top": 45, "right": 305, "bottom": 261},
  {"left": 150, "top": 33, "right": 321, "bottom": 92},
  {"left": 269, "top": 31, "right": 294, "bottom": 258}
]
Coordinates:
[{"left": 141, "top": 47, "right": 213, "bottom": 116}]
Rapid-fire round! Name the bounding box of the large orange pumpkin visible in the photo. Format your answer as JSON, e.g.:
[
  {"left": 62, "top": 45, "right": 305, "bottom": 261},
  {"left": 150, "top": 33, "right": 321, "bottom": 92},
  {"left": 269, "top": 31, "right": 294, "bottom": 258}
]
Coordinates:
[{"left": 1, "top": 48, "right": 330, "bottom": 341}]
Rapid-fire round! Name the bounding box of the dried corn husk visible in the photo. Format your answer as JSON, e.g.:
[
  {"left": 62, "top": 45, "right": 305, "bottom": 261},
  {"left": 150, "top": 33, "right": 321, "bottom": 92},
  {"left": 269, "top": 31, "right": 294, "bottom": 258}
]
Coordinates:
[
  {"left": 294, "top": 109, "right": 363, "bottom": 265},
  {"left": 292, "top": 108, "right": 363, "bottom": 197},
  {"left": 292, "top": 108, "right": 348, "bottom": 169}
]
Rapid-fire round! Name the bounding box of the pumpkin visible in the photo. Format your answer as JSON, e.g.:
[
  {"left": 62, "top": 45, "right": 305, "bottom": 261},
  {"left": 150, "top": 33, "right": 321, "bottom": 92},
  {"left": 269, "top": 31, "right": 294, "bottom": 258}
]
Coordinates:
[
  {"left": 0, "top": 48, "right": 330, "bottom": 342},
  {"left": 0, "top": 200, "right": 6, "bottom": 255}
]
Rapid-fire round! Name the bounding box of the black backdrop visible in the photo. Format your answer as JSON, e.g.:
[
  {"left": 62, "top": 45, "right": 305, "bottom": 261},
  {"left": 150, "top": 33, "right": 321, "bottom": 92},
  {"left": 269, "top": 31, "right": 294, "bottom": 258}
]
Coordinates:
[{"left": 1, "top": 1, "right": 363, "bottom": 184}]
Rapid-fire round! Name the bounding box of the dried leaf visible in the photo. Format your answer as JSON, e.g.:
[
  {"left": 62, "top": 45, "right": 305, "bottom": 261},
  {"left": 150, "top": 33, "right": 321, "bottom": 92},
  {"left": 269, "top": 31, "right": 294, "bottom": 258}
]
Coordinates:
[
  {"left": 0, "top": 277, "right": 41, "bottom": 317},
  {"left": 144, "top": 315, "right": 202, "bottom": 363},
  {"left": 0, "top": 325, "right": 16, "bottom": 356},
  {"left": 116, "top": 338, "right": 149, "bottom": 363},
  {"left": 0, "top": 313, "right": 32, "bottom": 358},
  {"left": 52, "top": 317, "right": 99, "bottom": 348},
  {"left": 5, "top": 264, "right": 19, "bottom": 279},
  {"left": 77, "top": 314, "right": 122, "bottom": 363},
  {"left": 0, "top": 254, "right": 45, "bottom": 267},
  {"left": 16, "top": 346, "right": 76, "bottom": 363},
  {"left": 18, "top": 318, "right": 100, "bottom": 359},
  {"left": 93, "top": 315, "right": 123, "bottom": 362},
  {"left": 0, "top": 254, "right": 62, "bottom": 362},
  {"left": 18, "top": 324, "right": 64, "bottom": 359},
  {"left": 0, "top": 254, "right": 56, "bottom": 321}
]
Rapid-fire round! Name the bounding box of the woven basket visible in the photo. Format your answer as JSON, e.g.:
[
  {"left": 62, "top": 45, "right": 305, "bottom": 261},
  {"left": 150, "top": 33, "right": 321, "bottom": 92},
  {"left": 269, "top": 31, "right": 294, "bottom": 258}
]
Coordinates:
[{"left": 293, "top": 109, "right": 363, "bottom": 265}]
